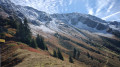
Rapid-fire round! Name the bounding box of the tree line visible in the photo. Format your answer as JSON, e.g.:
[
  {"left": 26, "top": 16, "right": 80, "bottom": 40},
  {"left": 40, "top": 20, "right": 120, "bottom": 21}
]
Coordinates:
[
  {"left": 15, "top": 18, "right": 48, "bottom": 50},
  {"left": 52, "top": 48, "right": 81, "bottom": 63},
  {"left": 53, "top": 48, "right": 64, "bottom": 60},
  {"left": 73, "top": 48, "right": 80, "bottom": 59}
]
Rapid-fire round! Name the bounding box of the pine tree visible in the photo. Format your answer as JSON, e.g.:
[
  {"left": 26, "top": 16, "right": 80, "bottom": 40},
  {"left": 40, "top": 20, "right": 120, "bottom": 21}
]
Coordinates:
[
  {"left": 0, "top": 33, "right": 6, "bottom": 39},
  {"left": 73, "top": 48, "right": 76, "bottom": 59},
  {"left": 36, "top": 34, "right": 46, "bottom": 50},
  {"left": 23, "top": 18, "right": 32, "bottom": 45},
  {"left": 87, "top": 52, "right": 90, "bottom": 58},
  {"left": 45, "top": 45, "right": 48, "bottom": 50},
  {"left": 53, "top": 49, "right": 57, "bottom": 57},
  {"left": 57, "top": 48, "right": 64, "bottom": 60},
  {"left": 36, "top": 34, "right": 40, "bottom": 48},
  {"left": 77, "top": 51, "right": 80, "bottom": 59},
  {"left": 16, "top": 18, "right": 32, "bottom": 46},
  {"left": 40, "top": 36, "right": 46, "bottom": 50},
  {"left": 91, "top": 56, "right": 93, "bottom": 60},
  {"left": 31, "top": 39, "right": 38, "bottom": 48},
  {"left": 16, "top": 21, "right": 24, "bottom": 40},
  {"left": 69, "top": 55, "right": 74, "bottom": 63},
  {"left": 11, "top": 20, "right": 18, "bottom": 29}
]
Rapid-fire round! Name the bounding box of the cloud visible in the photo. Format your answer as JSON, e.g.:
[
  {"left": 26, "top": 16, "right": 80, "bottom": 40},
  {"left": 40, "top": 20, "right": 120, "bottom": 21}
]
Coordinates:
[
  {"left": 86, "top": 0, "right": 94, "bottom": 15},
  {"left": 85, "top": 0, "right": 120, "bottom": 21},
  {"left": 86, "top": 0, "right": 112, "bottom": 16},
  {"left": 11, "top": 0, "right": 120, "bottom": 21},
  {"left": 102, "top": 11, "right": 120, "bottom": 20},
  {"left": 95, "top": 0, "right": 111, "bottom": 16},
  {"left": 59, "top": 0, "right": 63, "bottom": 6},
  {"left": 89, "top": 8, "right": 94, "bottom": 15},
  {"left": 25, "top": 0, "right": 29, "bottom": 2},
  {"left": 69, "top": 0, "right": 73, "bottom": 5},
  {"left": 11, "top": 0, "right": 66, "bottom": 14},
  {"left": 86, "top": 6, "right": 94, "bottom": 15},
  {"left": 107, "top": 2, "right": 115, "bottom": 13}
]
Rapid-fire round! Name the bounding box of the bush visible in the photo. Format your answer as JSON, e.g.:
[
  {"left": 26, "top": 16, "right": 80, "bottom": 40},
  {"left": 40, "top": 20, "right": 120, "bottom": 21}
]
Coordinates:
[
  {"left": 69, "top": 55, "right": 74, "bottom": 63},
  {"left": 53, "top": 49, "right": 57, "bottom": 57},
  {"left": 73, "top": 48, "right": 76, "bottom": 58},
  {"left": 57, "top": 48, "right": 64, "bottom": 60},
  {"left": 0, "top": 33, "right": 6, "bottom": 39}
]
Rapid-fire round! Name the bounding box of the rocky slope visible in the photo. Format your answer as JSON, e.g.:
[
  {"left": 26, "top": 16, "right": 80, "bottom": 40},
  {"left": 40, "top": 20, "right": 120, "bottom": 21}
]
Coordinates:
[{"left": 0, "top": 0, "right": 120, "bottom": 36}]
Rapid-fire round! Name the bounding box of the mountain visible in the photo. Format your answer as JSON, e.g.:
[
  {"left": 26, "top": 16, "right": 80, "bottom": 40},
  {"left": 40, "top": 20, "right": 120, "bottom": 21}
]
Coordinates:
[
  {"left": 1, "top": 0, "right": 120, "bottom": 67},
  {"left": 1, "top": 0, "right": 120, "bottom": 35}
]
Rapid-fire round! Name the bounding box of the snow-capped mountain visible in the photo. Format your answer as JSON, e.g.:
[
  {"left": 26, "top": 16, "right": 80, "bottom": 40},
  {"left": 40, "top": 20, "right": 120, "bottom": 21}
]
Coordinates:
[
  {"left": 0, "top": 0, "right": 120, "bottom": 37},
  {"left": 50, "top": 13, "right": 108, "bottom": 32}
]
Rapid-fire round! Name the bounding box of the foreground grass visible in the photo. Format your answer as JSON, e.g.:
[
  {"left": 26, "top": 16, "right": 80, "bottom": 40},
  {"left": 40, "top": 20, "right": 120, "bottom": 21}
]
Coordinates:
[
  {"left": 2, "top": 41, "right": 87, "bottom": 67},
  {"left": 14, "top": 49, "right": 82, "bottom": 67}
]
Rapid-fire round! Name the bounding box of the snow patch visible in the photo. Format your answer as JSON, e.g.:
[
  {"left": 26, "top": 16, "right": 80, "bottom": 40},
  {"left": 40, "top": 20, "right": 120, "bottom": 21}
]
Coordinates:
[
  {"left": 94, "top": 33, "right": 113, "bottom": 37},
  {"left": 29, "top": 24, "right": 55, "bottom": 33},
  {"left": 109, "top": 25, "right": 120, "bottom": 31}
]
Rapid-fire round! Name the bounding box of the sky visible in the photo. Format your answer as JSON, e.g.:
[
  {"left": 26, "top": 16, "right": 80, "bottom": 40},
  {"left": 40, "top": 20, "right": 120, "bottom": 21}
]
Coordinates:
[{"left": 11, "top": 0, "right": 120, "bottom": 21}]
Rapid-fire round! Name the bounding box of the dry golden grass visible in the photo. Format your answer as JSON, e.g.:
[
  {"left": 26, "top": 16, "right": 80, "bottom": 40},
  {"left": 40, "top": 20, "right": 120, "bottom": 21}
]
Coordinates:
[
  {"left": 14, "top": 49, "right": 87, "bottom": 67},
  {"left": 5, "top": 33, "right": 13, "bottom": 38},
  {"left": 2, "top": 41, "right": 88, "bottom": 67},
  {"left": 8, "top": 28, "right": 16, "bottom": 34}
]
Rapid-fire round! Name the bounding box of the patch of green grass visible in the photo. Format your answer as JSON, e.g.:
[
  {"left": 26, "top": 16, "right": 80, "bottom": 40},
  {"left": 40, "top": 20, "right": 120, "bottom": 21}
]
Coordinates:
[
  {"left": 17, "top": 42, "right": 22, "bottom": 45},
  {"left": 7, "top": 43, "right": 16, "bottom": 46},
  {"left": 17, "top": 42, "right": 26, "bottom": 45}
]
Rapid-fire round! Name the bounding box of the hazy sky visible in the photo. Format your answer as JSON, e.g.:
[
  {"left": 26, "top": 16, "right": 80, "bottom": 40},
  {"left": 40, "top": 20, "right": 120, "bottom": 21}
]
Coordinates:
[{"left": 11, "top": 0, "right": 120, "bottom": 21}]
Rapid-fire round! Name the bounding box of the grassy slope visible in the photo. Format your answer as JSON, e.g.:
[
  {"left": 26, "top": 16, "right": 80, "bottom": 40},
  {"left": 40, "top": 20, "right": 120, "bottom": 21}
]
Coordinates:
[
  {"left": 42, "top": 30, "right": 120, "bottom": 67},
  {"left": 1, "top": 13, "right": 120, "bottom": 67},
  {"left": 1, "top": 41, "right": 88, "bottom": 67},
  {"left": 1, "top": 23, "right": 120, "bottom": 67},
  {"left": 0, "top": 16, "right": 88, "bottom": 67}
]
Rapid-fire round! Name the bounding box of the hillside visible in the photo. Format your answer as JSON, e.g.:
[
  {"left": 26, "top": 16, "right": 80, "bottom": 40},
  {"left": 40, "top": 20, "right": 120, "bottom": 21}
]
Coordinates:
[
  {"left": 1, "top": 12, "right": 120, "bottom": 67},
  {"left": 0, "top": 12, "right": 88, "bottom": 67},
  {"left": 1, "top": 41, "right": 88, "bottom": 67}
]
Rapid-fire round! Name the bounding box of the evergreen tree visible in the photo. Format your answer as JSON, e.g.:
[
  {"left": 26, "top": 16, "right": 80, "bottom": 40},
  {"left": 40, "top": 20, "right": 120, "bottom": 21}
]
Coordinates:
[
  {"left": 57, "top": 48, "right": 64, "bottom": 60},
  {"left": 73, "top": 48, "right": 76, "bottom": 59},
  {"left": 36, "top": 34, "right": 46, "bottom": 50},
  {"left": 87, "top": 52, "right": 90, "bottom": 58},
  {"left": 16, "top": 18, "right": 32, "bottom": 45},
  {"left": 31, "top": 39, "right": 38, "bottom": 48},
  {"left": 53, "top": 49, "right": 57, "bottom": 57},
  {"left": 16, "top": 21, "right": 24, "bottom": 40},
  {"left": 69, "top": 55, "right": 74, "bottom": 63},
  {"left": 45, "top": 45, "right": 48, "bottom": 50},
  {"left": 36, "top": 34, "right": 40, "bottom": 47},
  {"left": 0, "top": 33, "right": 6, "bottom": 39},
  {"left": 11, "top": 20, "right": 18, "bottom": 29},
  {"left": 23, "top": 18, "right": 32, "bottom": 45},
  {"left": 7, "top": 16, "right": 18, "bottom": 29},
  {"left": 91, "top": 56, "right": 93, "bottom": 60},
  {"left": 77, "top": 51, "right": 80, "bottom": 59}
]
